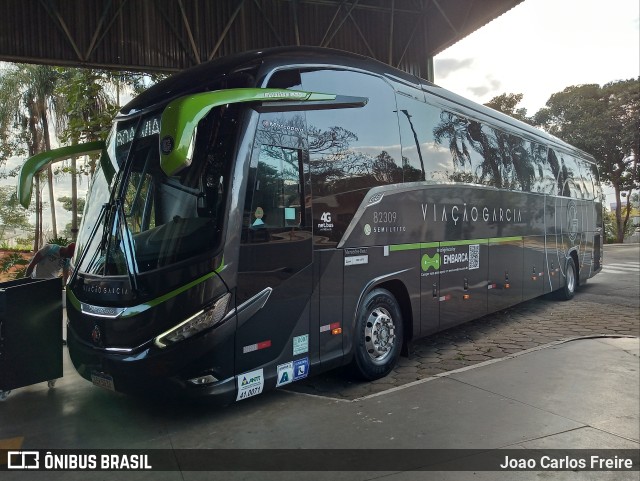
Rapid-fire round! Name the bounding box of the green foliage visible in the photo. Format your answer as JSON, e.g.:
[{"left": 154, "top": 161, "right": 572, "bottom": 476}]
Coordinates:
[
  {"left": 484, "top": 93, "right": 532, "bottom": 124},
  {"left": 57, "top": 195, "right": 86, "bottom": 213},
  {"left": 46, "top": 236, "right": 71, "bottom": 247},
  {"left": 0, "top": 252, "right": 29, "bottom": 279},
  {"left": 0, "top": 186, "right": 32, "bottom": 230},
  {"left": 534, "top": 78, "right": 640, "bottom": 242},
  {"left": 604, "top": 209, "right": 637, "bottom": 243}
]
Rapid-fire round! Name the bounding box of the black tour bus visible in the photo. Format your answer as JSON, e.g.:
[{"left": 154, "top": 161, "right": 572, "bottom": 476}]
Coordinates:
[{"left": 19, "top": 47, "right": 602, "bottom": 402}]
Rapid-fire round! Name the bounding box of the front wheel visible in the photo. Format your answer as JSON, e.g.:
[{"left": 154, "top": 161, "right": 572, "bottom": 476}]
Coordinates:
[
  {"left": 350, "top": 288, "right": 403, "bottom": 380},
  {"left": 556, "top": 256, "right": 577, "bottom": 301}
]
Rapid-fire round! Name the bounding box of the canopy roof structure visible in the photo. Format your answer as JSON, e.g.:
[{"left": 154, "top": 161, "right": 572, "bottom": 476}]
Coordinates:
[{"left": 0, "top": 0, "right": 523, "bottom": 81}]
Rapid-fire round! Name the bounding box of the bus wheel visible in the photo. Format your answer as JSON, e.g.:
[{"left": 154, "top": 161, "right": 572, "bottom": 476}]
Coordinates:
[
  {"left": 556, "top": 257, "right": 577, "bottom": 301},
  {"left": 350, "top": 288, "right": 403, "bottom": 381}
]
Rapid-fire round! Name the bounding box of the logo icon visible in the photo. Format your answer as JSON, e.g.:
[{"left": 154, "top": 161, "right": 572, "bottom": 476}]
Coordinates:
[
  {"left": 364, "top": 224, "right": 372, "bottom": 236},
  {"left": 567, "top": 200, "right": 579, "bottom": 243},
  {"left": 8, "top": 451, "right": 39, "bottom": 469},
  {"left": 160, "top": 135, "right": 174, "bottom": 154},
  {"left": 276, "top": 362, "right": 294, "bottom": 387},
  {"left": 293, "top": 358, "right": 309, "bottom": 381},
  {"left": 421, "top": 253, "right": 441, "bottom": 272},
  {"left": 91, "top": 325, "right": 102, "bottom": 345}
]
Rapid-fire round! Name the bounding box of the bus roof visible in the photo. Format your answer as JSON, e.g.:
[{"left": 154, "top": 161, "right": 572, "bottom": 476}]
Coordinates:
[{"left": 122, "top": 46, "right": 596, "bottom": 165}]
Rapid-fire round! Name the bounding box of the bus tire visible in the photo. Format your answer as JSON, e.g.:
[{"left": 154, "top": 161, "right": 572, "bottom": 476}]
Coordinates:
[
  {"left": 350, "top": 288, "right": 403, "bottom": 381},
  {"left": 556, "top": 256, "right": 577, "bottom": 301}
]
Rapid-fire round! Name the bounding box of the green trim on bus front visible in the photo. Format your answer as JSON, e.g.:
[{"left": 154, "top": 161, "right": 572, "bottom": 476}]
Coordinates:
[
  {"left": 66, "top": 289, "right": 81, "bottom": 312},
  {"left": 68, "top": 258, "right": 225, "bottom": 318},
  {"left": 389, "top": 236, "right": 522, "bottom": 252},
  {"left": 17, "top": 141, "right": 105, "bottom": 208},
  {"left": 160, "top": 88, "right": 336, "bottom": 176}
]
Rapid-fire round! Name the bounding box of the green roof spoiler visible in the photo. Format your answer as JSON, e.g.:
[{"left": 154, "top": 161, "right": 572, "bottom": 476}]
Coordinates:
[
  {"left": 159, "top": 88, "right": 340, "bottom": 176},
  {"left": 17, "top": 141, "right": 105, "bottom": 208}
]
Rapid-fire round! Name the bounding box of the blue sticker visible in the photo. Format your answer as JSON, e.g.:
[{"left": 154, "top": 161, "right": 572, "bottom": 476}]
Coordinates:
[{"left": 293, "top": 358, "right": 309, "bottom": 381}]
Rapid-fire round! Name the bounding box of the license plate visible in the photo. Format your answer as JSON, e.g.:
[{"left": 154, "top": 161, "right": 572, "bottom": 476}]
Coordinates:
[{"left": 91, "top": 371, "right": 115, "bottom": 391}]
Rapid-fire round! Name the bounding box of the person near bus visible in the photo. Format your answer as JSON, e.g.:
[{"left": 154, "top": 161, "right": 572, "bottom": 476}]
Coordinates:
[{"left": 25, "top": 243, "right": 75, "bottom": 283}]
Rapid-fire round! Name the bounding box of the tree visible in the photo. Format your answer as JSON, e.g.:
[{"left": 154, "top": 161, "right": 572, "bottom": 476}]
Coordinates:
[
  {"left": 0, "top": 64, "right": 64, "bottom": 248},
  {"left": 484, "top": 93, "right": 532, "bottom": 124},
  {"left": 0, "top": 186, "right": 33, "bottom": 242},
  {"left": 55, "top": 68, "right": 120, "bottom": 240},
  {"left": 534, "top": 79, "right": 640, "bottom": 243}
]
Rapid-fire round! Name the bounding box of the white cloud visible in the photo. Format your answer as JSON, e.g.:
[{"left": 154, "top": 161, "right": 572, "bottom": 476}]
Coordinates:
[{"left": 435, "top": 0, "right": 640, "bottom": 113}]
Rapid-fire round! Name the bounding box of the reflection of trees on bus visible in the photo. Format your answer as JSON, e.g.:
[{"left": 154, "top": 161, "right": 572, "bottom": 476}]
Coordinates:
[
  {"left": 307, "top": 124, "right": 402, "bottom": 196},
  {"left": 433, "top": 111, "right": 557, "bottom": 195}
]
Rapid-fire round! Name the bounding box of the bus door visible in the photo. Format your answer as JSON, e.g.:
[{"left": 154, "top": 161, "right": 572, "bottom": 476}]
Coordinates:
[{"left": 236, "top": 127, "right": 313, "bottom": 375}]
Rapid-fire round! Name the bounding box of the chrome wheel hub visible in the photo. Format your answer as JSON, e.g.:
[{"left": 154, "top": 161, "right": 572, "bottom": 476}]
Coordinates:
[
  {"left": 365, "top": 307, "right": 396, "bottom": 363},
  {"left": 567, "top": 262, "right": 576, "bottom": 293}
]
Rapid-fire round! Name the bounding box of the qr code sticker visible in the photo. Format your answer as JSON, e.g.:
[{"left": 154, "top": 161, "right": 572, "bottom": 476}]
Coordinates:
[{"left": 468, "top": 244, "right": 480, "bottom": 270}]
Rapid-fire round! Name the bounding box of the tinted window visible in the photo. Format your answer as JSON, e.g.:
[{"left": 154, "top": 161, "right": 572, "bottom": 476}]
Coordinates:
[
  {"left": 530, "top": 143, "right": 554, "bottom": 195},
  {"left": 396, "top": 95, "right": 453, "bottom": 182},
  {"left": 432, "top": 111, "right": 486, "bottom": 185},
  {"left": 250, "top": 145, "right": 303, "bottom": 229},
  {"left": 556, "top": 151, "right": 583, "bottom": 198},
  {"left": 301, "top": 69, "right": 402, "bottom": 197}
]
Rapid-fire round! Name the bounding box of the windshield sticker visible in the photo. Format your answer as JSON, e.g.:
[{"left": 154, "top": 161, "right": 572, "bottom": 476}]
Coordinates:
[
  {"left": 236, "top": 368, "right": 264, "bottom": 401},
  {"left": 293, "top": 334, "right": 309, "bottom": 356},
  {"left": 252, "top": 207, "right": 265, "bottom": 227},
  {"left": 276, "top": 362, "right": 294, "bottom": 387}
]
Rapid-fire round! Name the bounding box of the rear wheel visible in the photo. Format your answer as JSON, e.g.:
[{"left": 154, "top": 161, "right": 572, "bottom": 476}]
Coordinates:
[
  {"left": 556, "top": 256, "right": 577, "bottom": 300},
  {"left": 350, "top": 288, "right": 403, "bottom": 380}
]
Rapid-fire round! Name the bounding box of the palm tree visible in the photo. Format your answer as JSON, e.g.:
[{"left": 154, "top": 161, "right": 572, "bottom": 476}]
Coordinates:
[
  {"left": 0, "top": 64, "right": 63, "bottom": 248},
  {"left": 55, "top": 68, "right": 120, "bottom": 240}
]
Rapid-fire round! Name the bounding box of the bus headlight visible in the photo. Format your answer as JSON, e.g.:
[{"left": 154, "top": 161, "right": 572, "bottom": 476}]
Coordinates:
[{"left": 154, "top": 293, "right": 231, "bottom": 348}]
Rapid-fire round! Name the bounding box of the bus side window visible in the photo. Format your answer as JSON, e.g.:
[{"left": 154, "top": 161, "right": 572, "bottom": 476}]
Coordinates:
[{"left": 249, "top": 145, "right": 302, "bottom": 231}]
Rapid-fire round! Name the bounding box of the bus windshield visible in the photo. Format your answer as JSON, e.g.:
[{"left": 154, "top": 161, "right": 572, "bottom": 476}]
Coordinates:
[{"left": 76, "top": 105, "right": 240, "bottom": 279}]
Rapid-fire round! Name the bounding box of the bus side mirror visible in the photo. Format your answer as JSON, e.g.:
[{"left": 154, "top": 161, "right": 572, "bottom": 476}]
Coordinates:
[{"left": 17, "top": 141, "right": 105, "bottom": 209}]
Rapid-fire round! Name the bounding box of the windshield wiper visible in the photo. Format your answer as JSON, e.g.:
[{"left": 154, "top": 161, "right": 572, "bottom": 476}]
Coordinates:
[
  {"left": 68, "top": 202, "right": 108, "bottom": 289},
  {"left": 115, "top": 200, "right": 139, "bottom": 293}
]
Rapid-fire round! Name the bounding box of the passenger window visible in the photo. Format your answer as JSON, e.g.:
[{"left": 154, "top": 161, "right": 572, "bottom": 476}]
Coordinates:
[
  {"left": 531, "top": 143, "right": 554, "bottom": 195},
  {"left": 301, "top": 69, "right": 402, "bottom": 198},
  {"left": 249, "top": 145, "right": 302, "bottom": 229},
  {"left": 396, "top": 94, "right": 453, "bottom": 182}
]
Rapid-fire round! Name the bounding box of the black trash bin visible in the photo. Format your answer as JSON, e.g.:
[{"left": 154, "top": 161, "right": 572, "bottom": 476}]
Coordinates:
[{"left": 0, "top": 277, "right": 63, "bottom": 399}]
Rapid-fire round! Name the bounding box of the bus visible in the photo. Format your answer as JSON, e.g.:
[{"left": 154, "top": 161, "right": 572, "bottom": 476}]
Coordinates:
[{"left": 19, "top": 47, "right": 603, "bottom": 402}]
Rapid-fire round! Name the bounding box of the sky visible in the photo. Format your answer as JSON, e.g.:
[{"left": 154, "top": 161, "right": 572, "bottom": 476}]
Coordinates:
[{"left": 434, "top": 0, "right": 640, "bottom": 116}]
